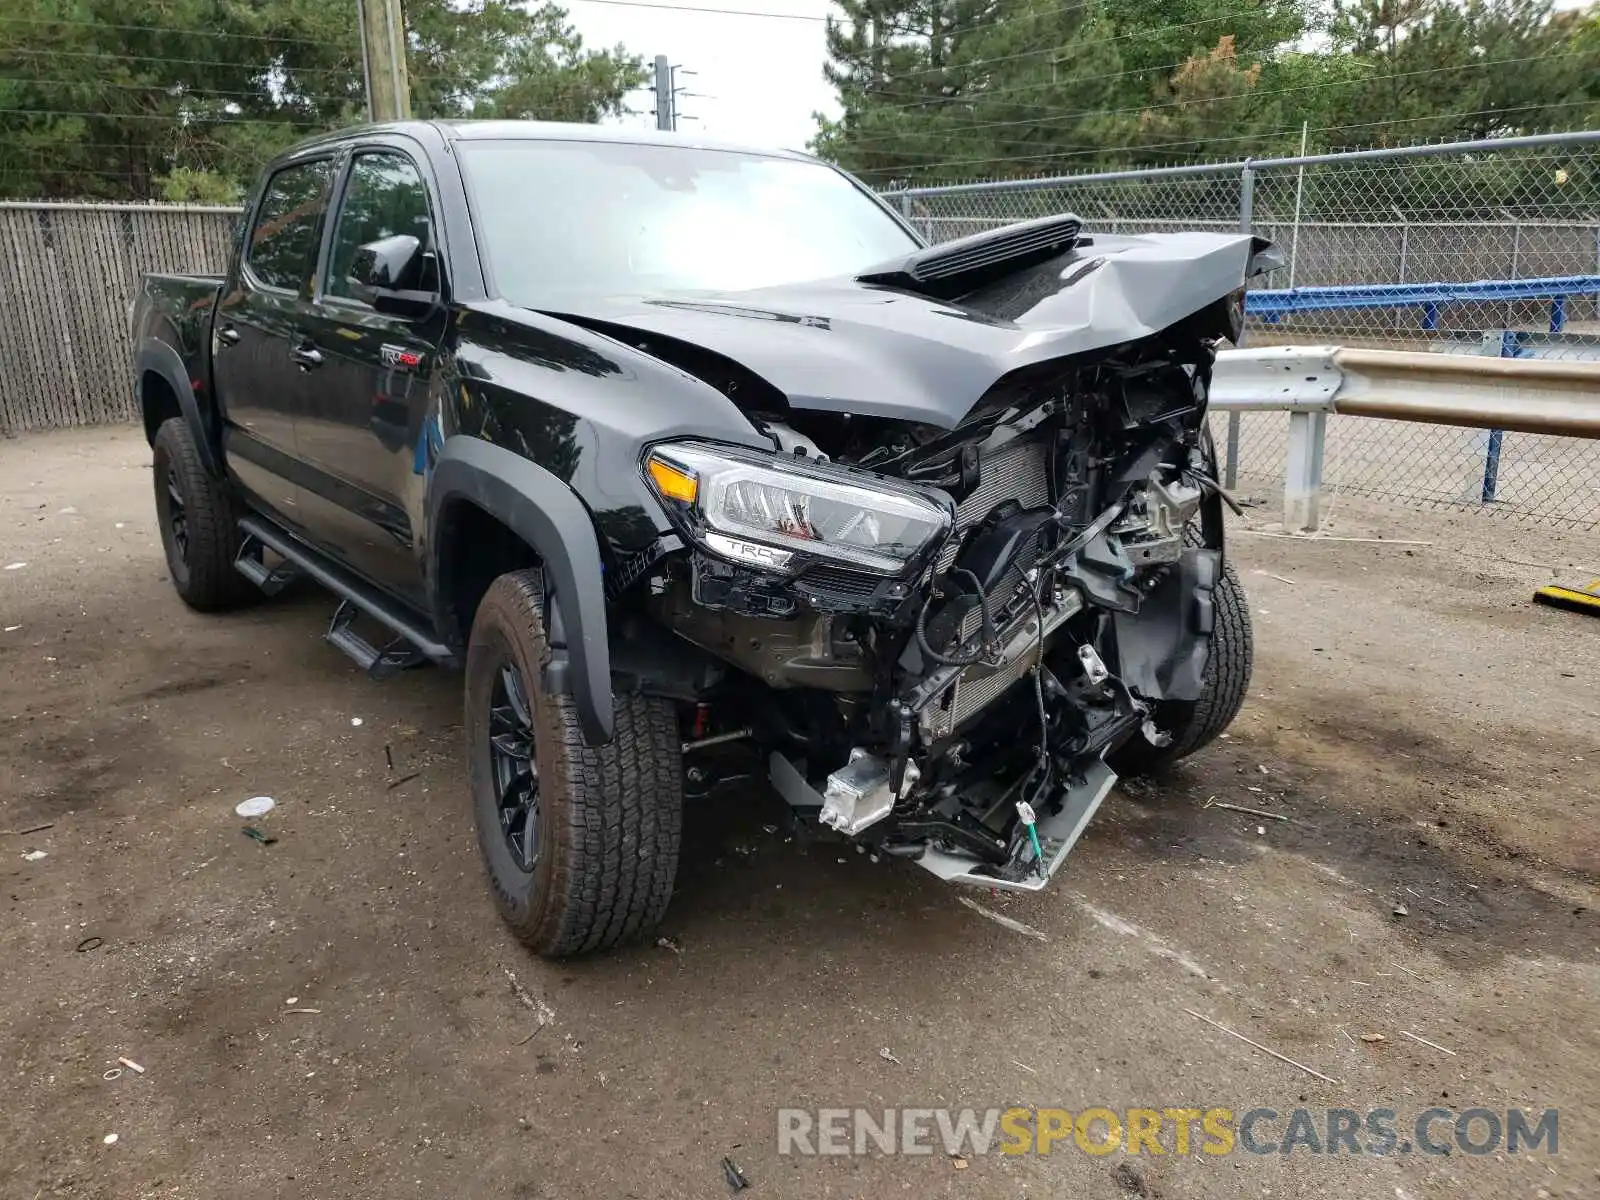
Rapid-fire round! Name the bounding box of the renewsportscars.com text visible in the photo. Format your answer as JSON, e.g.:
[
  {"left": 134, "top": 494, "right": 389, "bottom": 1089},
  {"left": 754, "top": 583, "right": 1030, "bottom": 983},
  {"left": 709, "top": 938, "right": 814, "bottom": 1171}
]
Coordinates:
[{"left": 777, "top": 1106, "right": 1559, "bottom": 1157}]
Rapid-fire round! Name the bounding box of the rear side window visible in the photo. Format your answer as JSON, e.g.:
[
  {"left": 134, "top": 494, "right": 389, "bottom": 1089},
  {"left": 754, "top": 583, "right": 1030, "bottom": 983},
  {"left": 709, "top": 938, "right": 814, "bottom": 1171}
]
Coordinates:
[
  {"left": 324, "top": 151, "right": 434, "bottom": 301},
  {"left": 246, "top": 159, "right": 335, "bottom": 292}
]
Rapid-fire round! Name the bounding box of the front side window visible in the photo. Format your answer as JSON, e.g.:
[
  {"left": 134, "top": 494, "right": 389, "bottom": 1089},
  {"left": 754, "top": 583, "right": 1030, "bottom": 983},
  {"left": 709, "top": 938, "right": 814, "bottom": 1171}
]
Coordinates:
[
  {"left": 457, "top": 140, "right": 917, "bottom": 304},
  {"left": 246, "top": 159, "right": 335, "bottom": 292},
  {"left": 325, "top": 151, "right": 433, "bottom": 301}
]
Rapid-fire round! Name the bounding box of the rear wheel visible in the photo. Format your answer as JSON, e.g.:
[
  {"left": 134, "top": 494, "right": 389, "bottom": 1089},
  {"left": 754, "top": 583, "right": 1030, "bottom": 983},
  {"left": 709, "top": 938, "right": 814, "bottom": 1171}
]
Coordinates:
[
  {"left": 466, "top": 570, "right": 683, "bottom": 958},
  {"left": 151, "top": 418, "right": 255, "bottom": 611},
  {"left": 1111, "top": 555, "right": 1253, "bottom": 776}
]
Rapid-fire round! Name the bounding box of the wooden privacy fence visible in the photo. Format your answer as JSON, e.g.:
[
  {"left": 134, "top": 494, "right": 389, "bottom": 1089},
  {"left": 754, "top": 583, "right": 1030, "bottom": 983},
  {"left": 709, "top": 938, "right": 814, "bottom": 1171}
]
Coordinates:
[{"left": 0, "top": 201, "right": 240, "bottom": 434}]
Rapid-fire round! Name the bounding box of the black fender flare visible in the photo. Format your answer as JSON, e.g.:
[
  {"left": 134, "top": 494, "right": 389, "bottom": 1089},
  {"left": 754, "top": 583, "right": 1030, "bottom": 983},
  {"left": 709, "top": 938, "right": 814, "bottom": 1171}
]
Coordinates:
[
  {"left": 428, "top": 437, "right": 614, "bottom": 745},
  {"left": 135, "top": 340, "right": 220, "bottom": 477}
]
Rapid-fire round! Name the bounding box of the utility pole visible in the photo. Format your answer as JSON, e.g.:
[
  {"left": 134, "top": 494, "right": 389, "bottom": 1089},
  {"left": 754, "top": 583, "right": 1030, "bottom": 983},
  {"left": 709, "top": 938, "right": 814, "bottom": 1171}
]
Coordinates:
[
  {"left": 356, "top": 0, "right": 411, "bottom": 122},
  {"left": 652, "top": 55, "right": 674, "bottom": 131}
]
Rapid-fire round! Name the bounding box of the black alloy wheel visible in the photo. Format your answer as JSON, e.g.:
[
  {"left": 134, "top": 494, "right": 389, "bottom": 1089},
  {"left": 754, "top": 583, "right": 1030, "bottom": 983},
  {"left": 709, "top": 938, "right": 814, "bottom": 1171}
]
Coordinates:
[{"left": 489, "top": 662, "right": 541, "bottom": 871}]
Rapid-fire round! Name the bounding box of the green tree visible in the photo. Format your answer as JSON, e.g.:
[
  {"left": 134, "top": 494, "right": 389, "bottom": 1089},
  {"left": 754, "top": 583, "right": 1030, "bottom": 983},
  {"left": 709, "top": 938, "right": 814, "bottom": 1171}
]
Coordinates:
[
  {"left": 0, "top": 0, "right": 646, "bottom": 201},
  {"left": 1308, "top": 0, "right": 1598, "bottom": 147}
]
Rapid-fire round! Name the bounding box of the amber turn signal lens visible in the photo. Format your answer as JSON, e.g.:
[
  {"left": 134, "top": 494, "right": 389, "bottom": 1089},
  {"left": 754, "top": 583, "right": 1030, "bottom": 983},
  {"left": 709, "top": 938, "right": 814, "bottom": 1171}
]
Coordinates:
[{"left": 647, "top": 457, "right": 698, "bottom": 504}]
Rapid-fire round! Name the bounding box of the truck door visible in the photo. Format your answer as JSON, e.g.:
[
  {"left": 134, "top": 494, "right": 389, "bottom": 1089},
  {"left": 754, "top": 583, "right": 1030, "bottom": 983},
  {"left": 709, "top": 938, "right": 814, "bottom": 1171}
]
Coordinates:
[
  {"left": 212, "top": 154, "right": 337, "bottom": 525},
  {"left": 293, "top": 143, "right": 446, "bottom": 607}
]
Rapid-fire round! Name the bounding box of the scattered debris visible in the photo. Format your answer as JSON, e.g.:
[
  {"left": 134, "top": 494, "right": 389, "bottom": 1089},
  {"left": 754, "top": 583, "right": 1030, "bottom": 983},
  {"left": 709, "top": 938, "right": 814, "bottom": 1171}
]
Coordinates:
[
  {"left": 1336, "top": 1027, "right": 1358, "bottom": 1047},
  {"left": 14, "top": 822, "right": 54, "bottom": 836},
  {"left": 103, "top": 1068, "right": 122, "bottom": 1081},
  {"left": 1251, "top": 569, "right": 1297, "bottom": 585},
  {"left": 385, "top": 771, "right": 422, "bottom": 791},
  {"left": 117, "top": 1057, "right": 145, "bottom": 1074},
  {"left": 721, "top": 1156, "right": 749, "bottom": 1191},
  {"left": 655, "top": 935, "right": 682, "bottom": 955},
  {"left": 1400, "top": 1030, "right": 1456, "bottom": 1057},
  {"left": 1392, "top": 903, "right": 1409, "bottom": 918},
  {"left": 958, "top": 895, "right": 1048, "bottom": 941},
  {"left": 21, "top": 849, "right": 47, "bottom": 862},
  {"left": 501, "top": 964, "right": 557, "bottom": 1026},
  {"left": 1532, "top": 578, "right": 1600, "bottom": 617},
  {"left": 1391, "top": 960, "right": 1429, "bottom": 983},
  {"left": 1073, "top": 896, "right": 1211, "bottom": 980},
  {"left": 512, "top": 1026, "right": 546, "bottom": 1047},
  {"left": 351, "top": 717, "right": 363, "bottom": 727},
  {"left": 235, "top": 796, "right": 275, "bottom": 818},
  {"left": 1011, "top": 1059, "right": 1038, "bottom": 1074},
  {"left": 878, "top": 1047, "right": 902, "bottom": 1066},
  {"left": 1256, "top": 825, "right": 1267, "bottom": 836},
  {"left": 384, "top": 744, "right": 395, "bottom": 771},
  {"left": 1257, "top": 764, "right": 1271, "bottom": 775},
  {"left": 951, "top": 1155, "right": 970, "bottom": 1170},
  {"left": 286, "top": 997, "right": 298, "bottom": 1005},
  {"left": 241, "top": 826, "right": 276, "bottom": 846},
  {"left": 285, "top": 1008, "right": 322, "bottom": 1015},
  {"left": 1203, "top": 799, "right": 1287, "bottom": 822},
  {"left": 2, "top": 625, "right": 19, "bottom": 632},
  {"left": 75, "top": 936, "right": 103, "bottom": 953},
  {"left": 4, "top": 562, "right": 27, "bottom": 571},
  {"left": 102, "top": 1133, "right": 118, "bottom": 1146},
  {"left": 1183, "top": 1008, "right": 1340, "bottom": 1084},
  {"left": 1359, "top": 1033, "right": 1387, "bottom": 1044}
]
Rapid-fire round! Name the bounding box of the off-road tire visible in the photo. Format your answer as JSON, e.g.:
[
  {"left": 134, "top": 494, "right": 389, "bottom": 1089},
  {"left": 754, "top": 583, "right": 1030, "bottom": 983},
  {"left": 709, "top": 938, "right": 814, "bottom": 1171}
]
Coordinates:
[
  {"left": 1111, "top": 552, "right": 1253, "bottom": 776},
  {"left": 151, "top": 417, "right": 255, "bottom": 611},
  {"left": 465, "top": 570, "right": 683, "bottom": 958}
]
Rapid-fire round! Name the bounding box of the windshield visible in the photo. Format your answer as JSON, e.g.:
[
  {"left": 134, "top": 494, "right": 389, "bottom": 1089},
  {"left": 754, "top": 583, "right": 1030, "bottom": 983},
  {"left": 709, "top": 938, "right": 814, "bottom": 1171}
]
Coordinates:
[{"left": 458, "top": 139, "right": 918, "bottom": 303}]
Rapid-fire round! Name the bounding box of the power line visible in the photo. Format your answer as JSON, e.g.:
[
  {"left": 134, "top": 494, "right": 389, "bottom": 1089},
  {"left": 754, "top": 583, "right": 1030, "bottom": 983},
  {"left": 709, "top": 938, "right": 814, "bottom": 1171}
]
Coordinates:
[
  {"left": 0, "top": 109, "right": 328, "bottom": 125},
  {"left": 839, "top": 49, "right": 1594, "bottom": 152},
  {"left": 568, "top": 0, "right": 825, "bottom": 20},
  {"left": 833, "top": 12, "right": 1253, "bottom": 88},
  {"left": 0, "top": 14, "right": 361, "bottom": 47},
  {"left": 855, "top": 49, "right": 1264, "bottom": 118},
  {"left": 2, "top": 46, "right": 360, "bottom": 76},
  {"left": 0, "top": 76, "right": 358, "bottom": 104},
  {"left": 862, "top": 102, "right": 1600, "bottom": 179}
]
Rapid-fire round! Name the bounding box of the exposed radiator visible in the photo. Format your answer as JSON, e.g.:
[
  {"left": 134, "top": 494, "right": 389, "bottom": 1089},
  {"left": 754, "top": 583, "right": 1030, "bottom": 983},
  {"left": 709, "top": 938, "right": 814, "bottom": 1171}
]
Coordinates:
[{"left": 936, "top": 437, "right": 1051, "bottom": 574}]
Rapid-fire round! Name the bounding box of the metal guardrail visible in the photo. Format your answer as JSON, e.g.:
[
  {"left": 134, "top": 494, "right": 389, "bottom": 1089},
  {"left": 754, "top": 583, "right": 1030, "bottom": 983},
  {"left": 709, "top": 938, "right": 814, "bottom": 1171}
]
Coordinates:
[{"left": 1211, "top": 345, "right": 1600, "bottom": 531}]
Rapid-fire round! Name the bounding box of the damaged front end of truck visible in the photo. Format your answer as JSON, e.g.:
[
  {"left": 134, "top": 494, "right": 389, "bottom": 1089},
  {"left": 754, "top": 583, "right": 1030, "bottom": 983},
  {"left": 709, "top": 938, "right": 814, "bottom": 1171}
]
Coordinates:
[{"left": 613, "top": 215, "right": 1279, "bottom": 892}]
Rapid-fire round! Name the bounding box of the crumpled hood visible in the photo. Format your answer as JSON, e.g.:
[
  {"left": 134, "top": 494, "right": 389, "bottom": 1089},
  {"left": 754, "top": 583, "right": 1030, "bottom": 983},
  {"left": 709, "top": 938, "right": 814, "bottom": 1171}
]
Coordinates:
[{"left": 542, "top": 230, "right": 1264, "bottom": 429}]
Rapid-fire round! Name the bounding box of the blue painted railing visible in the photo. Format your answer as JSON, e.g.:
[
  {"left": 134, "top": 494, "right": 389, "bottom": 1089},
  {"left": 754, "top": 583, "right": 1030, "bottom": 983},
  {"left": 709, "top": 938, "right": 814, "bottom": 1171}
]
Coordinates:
[{"left": 1246, "top": 275, "right": 1600, "bottom": 333}]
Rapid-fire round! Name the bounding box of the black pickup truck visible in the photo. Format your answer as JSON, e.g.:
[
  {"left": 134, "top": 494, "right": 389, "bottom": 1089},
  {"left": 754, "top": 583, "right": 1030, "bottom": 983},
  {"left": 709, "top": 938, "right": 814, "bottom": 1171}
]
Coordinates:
[{"left": 131, "top": 120, "right": 1267, "bottom": 957}]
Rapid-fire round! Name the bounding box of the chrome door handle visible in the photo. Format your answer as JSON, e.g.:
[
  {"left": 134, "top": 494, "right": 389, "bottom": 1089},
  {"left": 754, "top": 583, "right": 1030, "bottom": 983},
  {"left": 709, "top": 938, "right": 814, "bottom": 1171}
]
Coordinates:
[
  {"left": 216, "top": 324, "right": 240, "bottom": 346},
  {"left": 291, "top": 344, "right": 324, "bottom": 369}
]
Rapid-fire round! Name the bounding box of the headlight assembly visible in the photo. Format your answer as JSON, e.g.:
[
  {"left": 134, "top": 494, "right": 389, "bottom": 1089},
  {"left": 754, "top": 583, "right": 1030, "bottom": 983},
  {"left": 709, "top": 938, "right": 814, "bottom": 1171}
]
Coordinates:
[{"left": 644, "top": 441, "right": 952, "bottom": 575}]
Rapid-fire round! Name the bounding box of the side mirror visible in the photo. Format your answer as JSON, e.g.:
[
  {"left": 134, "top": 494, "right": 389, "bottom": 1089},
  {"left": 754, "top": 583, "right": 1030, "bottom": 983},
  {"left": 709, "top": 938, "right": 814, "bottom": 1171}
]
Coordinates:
[{"left": 349, "top": 234, "right": 438, "bottom": 318}]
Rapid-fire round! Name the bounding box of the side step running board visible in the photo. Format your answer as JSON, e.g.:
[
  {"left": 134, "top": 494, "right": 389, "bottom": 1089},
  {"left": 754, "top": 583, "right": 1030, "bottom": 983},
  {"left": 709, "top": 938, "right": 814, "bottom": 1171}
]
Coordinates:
[
  {"left": 235, "top": 515, "right": 458, "bottom": 676},
  {"left": 235, "top": 536, "right": 302, "bottom": 596},
  {"left": 326, "top": 599, "right": 427, "bottom": 680}
]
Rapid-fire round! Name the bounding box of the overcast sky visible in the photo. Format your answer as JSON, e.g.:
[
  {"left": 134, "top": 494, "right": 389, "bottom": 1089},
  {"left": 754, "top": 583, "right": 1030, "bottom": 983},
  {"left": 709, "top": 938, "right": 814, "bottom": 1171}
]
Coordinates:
[{"left": 564, "top": 0, "right": 843, "bottom": 152}]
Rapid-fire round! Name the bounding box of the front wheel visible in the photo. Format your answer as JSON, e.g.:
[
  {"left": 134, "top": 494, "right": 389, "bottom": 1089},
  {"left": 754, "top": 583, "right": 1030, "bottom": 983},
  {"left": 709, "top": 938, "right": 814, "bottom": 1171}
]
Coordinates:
[
  {"left": 1110, "top": 556, "right": 1253, "bottom": 776},
  {"left": 465, "top": 570, "right": 683, "bottom": 958}
]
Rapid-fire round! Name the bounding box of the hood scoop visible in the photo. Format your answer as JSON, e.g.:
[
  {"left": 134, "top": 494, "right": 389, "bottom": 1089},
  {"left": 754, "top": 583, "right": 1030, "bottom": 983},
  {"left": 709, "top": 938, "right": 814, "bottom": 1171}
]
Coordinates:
[{"left": 857, "top": 212, "right": 1083, "bottom": 300}]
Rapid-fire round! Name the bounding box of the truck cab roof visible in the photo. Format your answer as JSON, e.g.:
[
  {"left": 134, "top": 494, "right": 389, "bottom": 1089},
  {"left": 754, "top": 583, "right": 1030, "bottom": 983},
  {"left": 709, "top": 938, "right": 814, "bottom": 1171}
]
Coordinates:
[{"left": 280, "top": 118, "right": 818, "bottom": 166}]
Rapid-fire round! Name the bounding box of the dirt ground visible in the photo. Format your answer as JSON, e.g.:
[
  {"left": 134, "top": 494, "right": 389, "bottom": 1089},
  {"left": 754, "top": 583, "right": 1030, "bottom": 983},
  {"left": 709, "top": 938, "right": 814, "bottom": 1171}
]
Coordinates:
[{"left": 2, "top": 426, "right": 1597, "bottom": 1200}]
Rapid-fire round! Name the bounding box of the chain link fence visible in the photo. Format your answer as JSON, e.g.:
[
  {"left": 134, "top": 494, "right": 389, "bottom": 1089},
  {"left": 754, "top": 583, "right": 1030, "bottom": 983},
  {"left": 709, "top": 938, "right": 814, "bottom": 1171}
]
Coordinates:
[
  {"left": 897, "top": 132, "right": 1600, "bottom": 530},
  {"left": 4, "top": 136, "right": 1599, "bottom": 530}
]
